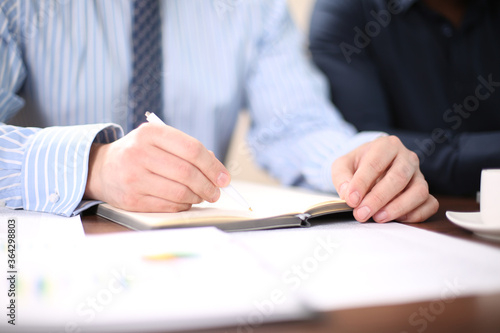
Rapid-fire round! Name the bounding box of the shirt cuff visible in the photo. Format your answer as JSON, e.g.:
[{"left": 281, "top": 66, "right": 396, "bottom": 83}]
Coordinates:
[{"left": 22, "top": 123, "right": 123, "bottom": 216}]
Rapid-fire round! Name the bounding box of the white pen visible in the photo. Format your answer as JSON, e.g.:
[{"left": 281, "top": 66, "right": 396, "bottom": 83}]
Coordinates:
[{"left": 145, "top": 112, "right": 253, "bottom": 211}]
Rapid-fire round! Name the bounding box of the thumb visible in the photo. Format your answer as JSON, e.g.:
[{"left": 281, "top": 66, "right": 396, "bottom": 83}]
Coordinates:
[{"left": 331, "top": 155, "right": 355, "bottom": 201}]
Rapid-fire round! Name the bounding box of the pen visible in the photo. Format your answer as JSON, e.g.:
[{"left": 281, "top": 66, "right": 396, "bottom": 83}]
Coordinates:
[{"left": 145, "top": 112, "right": 253, "bottom": 211}]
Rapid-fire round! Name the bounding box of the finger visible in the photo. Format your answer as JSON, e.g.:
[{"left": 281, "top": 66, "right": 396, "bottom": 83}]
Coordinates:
[
  {"left": 144, "top": 145, "right": 221, "bottom": 203},
  {"left": 123, "top": 194, "right": 193, "bottom": 213},
  {"left": 370, "top": 171, "right": 431, "bottom": 222},
  {"left": 331, "top": 154, "right": 356, "bottom": 200},
  {"left": 345, "top": 136, "right": 401, "bottom": 207},
  {"left": 136, "top": 172, "right": 204, "bottom": 205},
  {"left": 352, "top": 152, "right": 419, "bottom": 222},
  {"left": 145, "top": 124, "right": 230, "bottom": 187},
  {"left": 395, "top": 195, "right": 439, "bottom": 223}
]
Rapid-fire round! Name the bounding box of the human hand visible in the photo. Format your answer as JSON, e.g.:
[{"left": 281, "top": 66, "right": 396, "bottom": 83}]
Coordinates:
[
  {"left": 84, "top": 123, "right": 231, "bottom": 212},
  {"left": 331, "top": 136, "right": 439, "bottom": 223}
]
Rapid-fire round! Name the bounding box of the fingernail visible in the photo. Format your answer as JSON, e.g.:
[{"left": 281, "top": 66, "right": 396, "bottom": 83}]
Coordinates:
[
  {"left": 217, "top": 172, "right": 230, "bottom": 187},
  {"left": 373, "top": 210, "right": 388, "bottom": 222},
  {"left": 349, "top": 191, "right": 361, "bottom": 206},
  {"left": 357, "top": 206, "right": 371, "bottom": 221},
  {"left": 339, "top": 182, "right": 349, "bottom": 199}
]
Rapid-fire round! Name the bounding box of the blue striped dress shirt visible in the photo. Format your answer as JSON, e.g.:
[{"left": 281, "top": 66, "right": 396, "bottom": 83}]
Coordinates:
[{"left": 0, "top": 0, "right": 381, "bottom": 216}]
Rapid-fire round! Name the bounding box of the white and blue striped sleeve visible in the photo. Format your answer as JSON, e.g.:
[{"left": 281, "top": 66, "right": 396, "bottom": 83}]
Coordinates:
[
  {"left": 1, "top": 1, "right": 125, "bottom": 216},
  {"left": 1, "top": 123, "right": 124, "bottom": 217},
  {"left": 246, "top": 0, "right": 384, "bottom": 193},
  {"left": 0, "top": 0, "right": 25, "bottom": 123}
]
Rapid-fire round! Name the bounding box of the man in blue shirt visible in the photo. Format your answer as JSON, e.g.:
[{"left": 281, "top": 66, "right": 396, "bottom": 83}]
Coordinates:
[
  {"left": 310, "top": 0, "right": 500, "bottom": 196},
  {"left": 0, "top": 1, "right": 438, "bottom": 223}
]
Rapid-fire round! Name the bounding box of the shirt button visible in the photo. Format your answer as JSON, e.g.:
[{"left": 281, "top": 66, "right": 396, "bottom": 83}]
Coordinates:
[
  {"left": 442, "top": 25, "right": 453, "bottom": 37},
  {"left": 49, "top": 192, "right": 60, "bottom": 203}
]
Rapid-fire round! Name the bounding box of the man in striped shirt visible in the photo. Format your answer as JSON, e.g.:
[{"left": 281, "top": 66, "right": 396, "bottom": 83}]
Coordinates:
[{"left": 0, "top": 0, "right": 438, "bottom": 223}]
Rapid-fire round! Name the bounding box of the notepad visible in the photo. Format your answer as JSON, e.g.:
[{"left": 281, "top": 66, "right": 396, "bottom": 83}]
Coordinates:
[{"left": 96, "top": 180, "right": 352, "bottom": 231}]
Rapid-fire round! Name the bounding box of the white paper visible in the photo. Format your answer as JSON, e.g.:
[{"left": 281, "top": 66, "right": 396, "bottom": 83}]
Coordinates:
[
  {"left": 233, "top": 219, "right": 500, "bottom": 311},
  {"left": 0, "top": 208, "right": 85, "bottom": 243},
  {"left": 0, "top": 209, "right": 85, "bottom": 332},
  {"left": 0, "top": 227, "right": 309, "bottom": 332},
  {"left": 3, "top": 206, "right": 500, "bottom": 332}
]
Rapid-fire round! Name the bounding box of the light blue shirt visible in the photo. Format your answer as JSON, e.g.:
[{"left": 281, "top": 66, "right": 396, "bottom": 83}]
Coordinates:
[{"left": 0, "top": 0, "right": 381, "bottom": 216}]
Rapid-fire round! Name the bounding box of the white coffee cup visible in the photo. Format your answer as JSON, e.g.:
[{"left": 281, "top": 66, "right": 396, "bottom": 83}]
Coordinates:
[{"left": 480, "top": 169, "right": 500, "bottom": 226}]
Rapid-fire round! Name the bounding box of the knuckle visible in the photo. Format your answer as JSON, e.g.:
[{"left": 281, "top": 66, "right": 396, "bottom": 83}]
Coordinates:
[
  {"left": 183, "top": 138, "right": 203, "bottom": 160},
  {"left": 203, "top": 183, "right": 218, "bottom": 200},
  {"left": 179, "top": 203, "right": 193, "bottom": 212},
  {"left": 386, "top": 135, "right": 402, "bottom": 146},
  {"left": 389, "top": 205, "right": 404, "bottom": 221},
  {"left": 368, "top": 158, "right": 386, "bottom": 174},
  {"left": 133, "top": 124, "right": 151, "bottom": 141},
  {"left": 408, "top": 151, "right": 420, "bottom": 166},
  {"left": 430, "top": 196, "right": 440, "bottom": 213},
  {"left": 414, "top": 178, "right": 430, "bottom": 199},
  {"left": 392, "top": 164, "right": 413, "bottom": 187},
  {"left": 357, "top": 177, "right": 372, "bottom": 192},
  {"left": 176, "top": 162, "right": 194, "bottom": 180},
  {"left": 416, "top": 188, "right": 429, "bottom": 203},
  {"left": 334, "top": 154, "right": 348, "bottom": 165},
  {"left": 173, "top": 186, "right": 191, "bottom": 202},
  {"left": 165, "top": 203, "right": 192, "bottom": 213},
  {"left": 369, "top": 191, "right": 388, "bottom": 208},
  {"left": 410, "top": 211, "right": 424, "bottom": 223}
]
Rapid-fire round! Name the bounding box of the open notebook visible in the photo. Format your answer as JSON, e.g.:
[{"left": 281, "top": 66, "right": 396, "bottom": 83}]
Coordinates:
[{"left": 96, "top": 180, "right": 352, "bottom": 231}]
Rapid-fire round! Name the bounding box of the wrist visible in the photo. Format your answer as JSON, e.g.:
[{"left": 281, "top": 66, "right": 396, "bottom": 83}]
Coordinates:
[{"left": 84, "top": 143, "right": 108, "bottom": 200}]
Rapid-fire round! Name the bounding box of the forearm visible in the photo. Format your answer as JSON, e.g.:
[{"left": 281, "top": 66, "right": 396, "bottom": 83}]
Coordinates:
[
  {"left": 0, "top": 123, "right": 123, "bottom": 216},
  {"left": 245, "top": 1, "right": 384, "bottom": 193},
  {"left": 389, "top": 129, "right": 500, "bottom": 195}
]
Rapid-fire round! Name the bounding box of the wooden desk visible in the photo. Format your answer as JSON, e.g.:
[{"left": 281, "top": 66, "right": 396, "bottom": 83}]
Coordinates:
[{"left": 81, "top": 196, "right": 500, "bottom": 333}]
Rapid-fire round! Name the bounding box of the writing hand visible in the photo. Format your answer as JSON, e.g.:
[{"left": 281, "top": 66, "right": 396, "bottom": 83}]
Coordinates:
[
  {"left": 331, "top": 136, "right": 439, "bottom": 223},
  {"left": 84, "top": 123, "right": 231, "bottom": 212}
]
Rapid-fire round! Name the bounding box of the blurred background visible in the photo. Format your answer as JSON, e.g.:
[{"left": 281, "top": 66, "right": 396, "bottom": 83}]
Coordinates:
[{"left": 226, "top": 0, "right": 316, "bottom": 185}]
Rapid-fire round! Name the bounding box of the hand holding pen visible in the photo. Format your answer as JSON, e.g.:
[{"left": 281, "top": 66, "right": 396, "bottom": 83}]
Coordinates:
[
  {"left": 84, "top": 112, "right": 238, "bottom": 213},
  {"left": 146, "top": 112, "right": 252, "bottom": 211}
]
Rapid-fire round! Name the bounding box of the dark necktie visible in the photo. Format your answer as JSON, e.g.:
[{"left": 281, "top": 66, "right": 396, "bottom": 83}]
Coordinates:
[{"left": 129, "top": 0, "right": 163, "bottom": 131}]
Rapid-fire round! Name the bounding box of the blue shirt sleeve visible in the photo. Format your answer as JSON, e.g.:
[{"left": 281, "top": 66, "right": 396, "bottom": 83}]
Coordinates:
[
  {"left": 0, "top": 123, "right": 123, "bottom": 217},
  {"left": 246, "top": 1, "right": 384, "bottom": 193},
  {"left": 1, "top": 2, "right": 124, "bottom": 216},
  {"left": 0, "top": 0, "right": 26, "bottom": 121}
]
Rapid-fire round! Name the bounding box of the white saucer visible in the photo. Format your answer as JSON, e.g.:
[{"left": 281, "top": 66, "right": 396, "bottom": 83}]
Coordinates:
[{"left": 446, "top": 211, "right": 500, "bottom": 242}]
